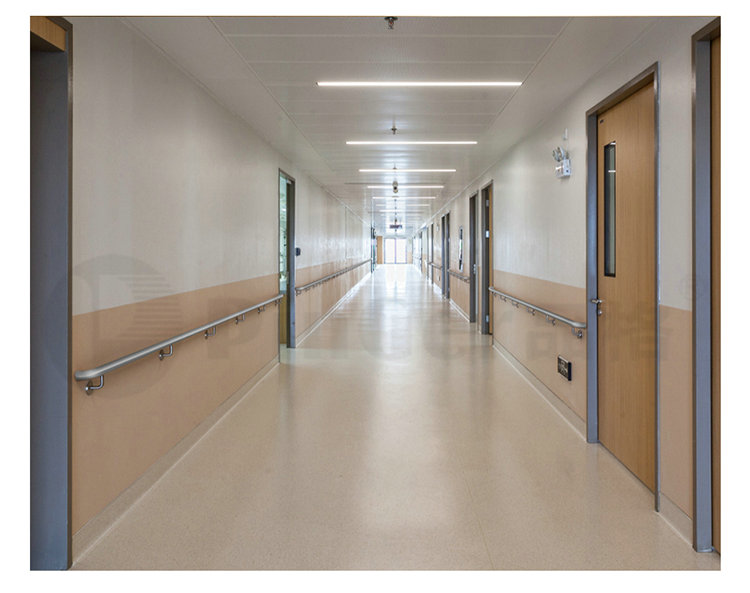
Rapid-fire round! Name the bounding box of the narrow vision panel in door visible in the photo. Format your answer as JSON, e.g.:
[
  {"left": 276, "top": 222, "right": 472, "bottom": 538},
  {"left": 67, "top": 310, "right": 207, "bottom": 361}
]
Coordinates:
[{"left": 597, "top": 83, "right": 656, "bottom": 491}]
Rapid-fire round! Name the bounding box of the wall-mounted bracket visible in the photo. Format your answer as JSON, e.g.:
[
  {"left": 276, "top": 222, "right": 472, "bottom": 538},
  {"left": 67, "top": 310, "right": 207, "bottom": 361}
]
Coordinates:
[
  {"left": 158, "top": 344, "right": 173, "bottom": 360},
  {"left": 85, "top": 375, "right": 104, "bottom": 394}
]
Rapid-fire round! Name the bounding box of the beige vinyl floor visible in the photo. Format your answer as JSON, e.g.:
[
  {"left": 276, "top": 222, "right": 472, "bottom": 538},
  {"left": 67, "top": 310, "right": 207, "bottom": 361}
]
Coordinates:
[{"left": 72, "top": 264, "right": 720, "bottom": 570}]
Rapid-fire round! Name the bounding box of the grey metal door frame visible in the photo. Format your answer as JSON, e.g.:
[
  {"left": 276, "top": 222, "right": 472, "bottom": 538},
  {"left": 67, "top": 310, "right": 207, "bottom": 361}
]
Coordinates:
[
  {"left": 469, "top": 194, "right": 477, "bottom": 322},
  {"left": 280, "top": 170, "right": 297, "bottom": 348},
  {"left": 480, "top": 184, "right": 492, "bottom": 334},
  {"left": 30, "top": 17, "right": 73, "bottom": 570},
  {"left": 692, "top": 17, "right": 720, "bottom": 553}
]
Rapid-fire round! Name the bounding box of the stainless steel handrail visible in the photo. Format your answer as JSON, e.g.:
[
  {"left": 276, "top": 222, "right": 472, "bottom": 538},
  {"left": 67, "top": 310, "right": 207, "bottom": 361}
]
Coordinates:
[
  {"left": 74, "top": 294, "right": 284, "bottom": 392},
  {"left": 429, "top": 262, "right": 441, "bottom": 269},
  {"left": 448, "top": 270, "right": 470, "bottom": 283},
  {"left": 488, "top": 287, "right": 586, "bottom": 338},
  {"left": 295, "top": 259, "right": 370, "bottom": 294}
]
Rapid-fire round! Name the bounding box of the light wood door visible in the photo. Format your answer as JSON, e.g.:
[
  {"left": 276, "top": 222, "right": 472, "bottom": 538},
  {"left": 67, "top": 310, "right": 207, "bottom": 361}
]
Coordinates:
[
  {"left": 711, "top": 34, "right": 721, "bottom": 553},
  {"left": 597, "top": 83, "right": 656, "bottom": 491}
]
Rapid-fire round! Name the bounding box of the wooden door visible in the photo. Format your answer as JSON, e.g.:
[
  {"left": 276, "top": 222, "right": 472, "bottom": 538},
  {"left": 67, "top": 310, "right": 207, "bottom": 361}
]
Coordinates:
[
  {"left": 711, "top": 34, "right": 721, "bottom": 553},
  {"left": 597, "top": 83, "right": 656, "bottom": 491}
]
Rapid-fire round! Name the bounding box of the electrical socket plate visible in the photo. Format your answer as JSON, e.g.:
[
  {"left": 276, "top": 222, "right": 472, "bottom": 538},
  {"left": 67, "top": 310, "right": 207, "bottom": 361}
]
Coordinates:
[{"left": 557, "top": 355, "right": 572, "bottom": 381}]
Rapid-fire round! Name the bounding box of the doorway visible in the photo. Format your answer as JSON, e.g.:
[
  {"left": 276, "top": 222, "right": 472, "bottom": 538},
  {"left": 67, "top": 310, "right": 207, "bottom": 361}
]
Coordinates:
[
  {"left": 709, "top": 30, "right": 721, "bottom": 556},
  {"left": 469, "top": 194, "right": 477, "bottom": 322},
  {"left": 594, "top": 78, "right": 657, "bottom": 492},
  {"left": 692, "top": 19, "right": 720, "bottom": 553},
  {"left": 480, "top": 184, "right": 493, "bottom": 334},
  {"left": 430, "top": 223, "right": 434, "bottom": 283},
  {"left": 441, "top": 213, "right": 450, "bottom": 298},
  {"left": 279, "top": 171, "right": 296, "bottom": 348},
  {"left": 30, "top": 16, "right": 73, "bottom": 570},
  {"left": 384, "top": 237, "right": 407, "bottom": 263}
]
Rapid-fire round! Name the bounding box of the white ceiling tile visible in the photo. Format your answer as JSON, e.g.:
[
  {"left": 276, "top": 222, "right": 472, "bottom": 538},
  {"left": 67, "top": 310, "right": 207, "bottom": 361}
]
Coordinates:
[
  {"left": 230, "top": 35, "right": 555, "bottom": 64},
  {"left": 126, "top": 16, "right": 659, "bottom": 235},
  {"left": 249, "top": 62, "right": 535, "bottom": 84},
  {"left": 213, "top": 16, "right": 568, "bottom": 37}
]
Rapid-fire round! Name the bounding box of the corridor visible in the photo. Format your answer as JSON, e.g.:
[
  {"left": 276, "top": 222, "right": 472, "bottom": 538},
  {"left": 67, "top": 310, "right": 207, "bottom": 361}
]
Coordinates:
[{"left": 71, "top": 265, "right": 719, "bottom": 570}]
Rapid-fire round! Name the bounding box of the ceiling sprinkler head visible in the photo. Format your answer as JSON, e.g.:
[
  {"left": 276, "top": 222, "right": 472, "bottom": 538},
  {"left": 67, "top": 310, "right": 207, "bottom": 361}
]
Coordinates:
[
  {"left": 392, "top": 180, "right": 398, "bottom": 193},
  {"left": 391, "top": 125, "right": 397, "bottom": 135},
  {"left": 385, "top": 16, "right": 398, "bottom": 30}
]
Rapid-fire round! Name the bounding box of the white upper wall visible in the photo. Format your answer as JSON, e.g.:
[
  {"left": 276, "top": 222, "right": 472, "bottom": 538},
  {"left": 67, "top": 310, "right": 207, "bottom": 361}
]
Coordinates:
[
  {"left": 71, "top": 17, "right": 368, "bottom": 316},
  {"left": 429, "top": 16, "right": 710, "bottom": 311}
]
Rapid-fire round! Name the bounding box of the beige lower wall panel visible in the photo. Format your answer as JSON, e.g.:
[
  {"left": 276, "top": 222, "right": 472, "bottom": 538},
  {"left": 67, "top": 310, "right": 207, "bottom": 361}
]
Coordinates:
[
  {"left": 295, "top": 262, "right": 368, "bottom": 337},
  {"left": 493, "top": 270, "right": 586, "bottom": 321},
  {"left": 492, "top": 270, "right": 587, "bottom": 420},
  {"left": 72, "top": 274, "right": 279, "bottom": 533},
  {"left": 659, "top": 304, "right": 693, "bottom": 518},
  {"left": 449, "top": 274, "right": 470, "bottom": 319}
]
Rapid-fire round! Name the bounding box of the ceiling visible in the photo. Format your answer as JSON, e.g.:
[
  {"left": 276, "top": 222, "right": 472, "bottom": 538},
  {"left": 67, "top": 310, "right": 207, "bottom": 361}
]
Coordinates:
[{"left": 124, "top": 16, "right": 658, "bottom": 236}]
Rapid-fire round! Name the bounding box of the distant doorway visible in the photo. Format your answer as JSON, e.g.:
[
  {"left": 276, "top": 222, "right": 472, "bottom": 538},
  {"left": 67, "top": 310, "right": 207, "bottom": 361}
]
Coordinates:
[
  {"left": 384, "top": 237, "right": 407, "bottom": 263},
  {"left": 279, "top": 171, "right": 296, "bottom": 348},
  {"left": 480, "top": 183, "right": 493, "bottom": 334},
  {"left": 469, "top": 193, "right": 477, "bottom": 322}
]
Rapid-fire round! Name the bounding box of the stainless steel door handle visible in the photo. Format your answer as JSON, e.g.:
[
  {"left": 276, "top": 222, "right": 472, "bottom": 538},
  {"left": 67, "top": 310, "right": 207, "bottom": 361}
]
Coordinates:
[{"left": 590, "top": 298, "right": 603, "bottom": 316}]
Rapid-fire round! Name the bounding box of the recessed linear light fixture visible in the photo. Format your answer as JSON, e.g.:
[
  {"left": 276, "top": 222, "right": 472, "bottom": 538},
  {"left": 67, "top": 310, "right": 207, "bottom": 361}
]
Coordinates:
[
  {"left": 359, "top": 168, "right": 456, "bottom": 173},
  {"left": 372, "top": 196, "right": 436, "bottom": 200},
  {"left": 379, "top": 209, "right": 428, "bottom": 213},
  {"left": 318, "top": 81, "right": 522, "bottom": 87},
  {"left": 367, "top": 185, "right": 443, "bottom": 189},
  {"left": 347, "top": 141, "right": 476, "bottom": 145}
]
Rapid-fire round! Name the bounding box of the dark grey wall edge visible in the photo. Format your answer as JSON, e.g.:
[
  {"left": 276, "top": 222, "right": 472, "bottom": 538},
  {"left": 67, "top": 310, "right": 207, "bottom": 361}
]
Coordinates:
[
  {"left": 30, "top": 17, "right": 73, "bottom": 570},
  {"left": 692, "top": 17, "right": 720, "bottom": 553}
]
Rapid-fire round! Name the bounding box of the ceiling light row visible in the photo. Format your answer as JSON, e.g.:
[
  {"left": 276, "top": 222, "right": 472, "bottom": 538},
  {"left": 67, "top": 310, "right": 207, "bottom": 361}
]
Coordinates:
[
  {"left": 327, "top": 81, "right": 513, "bottom": 222},
  {"left": 359, "top": 168, "right": 455, "bottom": 173},
  {"left": 367, "top": 185, "right": 442, "bottom": 189},
  {"left": 347, "top": 140, "right": 476, "bottom": 145},
  {"left": 318, "top": 81, "right": 522, "bottom": 87}
]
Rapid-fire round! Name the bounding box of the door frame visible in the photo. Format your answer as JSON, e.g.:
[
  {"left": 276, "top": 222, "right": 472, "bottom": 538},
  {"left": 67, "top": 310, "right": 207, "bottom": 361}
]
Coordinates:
[
  {"left": 430, "top": 223, "right": 434, "bottom": 284},
  {"left": 279, "top": 170, "right": 296, "bottom": 348},
  {"left": 585, "top": 63, "right": 661, "bottom": 509},
  {"left": 469, "top": 194, "right": 477, "bottom": 322},
  {"left": 446, "top": 212, "right": 450, "bottom": 298},
  {"left": 692, "top": 17, "right": 720, "bottom": 553},
  {"left": 30, "top": 16, "right": 73, "bottom": 570},
  {"left": 480, "top": 182, "right": 493, "bottom": 334}
]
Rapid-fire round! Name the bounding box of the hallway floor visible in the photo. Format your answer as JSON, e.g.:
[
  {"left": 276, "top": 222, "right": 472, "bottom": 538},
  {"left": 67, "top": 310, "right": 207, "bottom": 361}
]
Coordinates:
[{"left": 72, "top": 265, "right": 719, "bottom": 570}]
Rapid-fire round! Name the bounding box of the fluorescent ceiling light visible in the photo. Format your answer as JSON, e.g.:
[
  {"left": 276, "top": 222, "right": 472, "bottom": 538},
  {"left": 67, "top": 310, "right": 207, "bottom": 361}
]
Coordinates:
[
  {"left": 372, "top": 196, "right": 435, "bottom": 200},
  {"left": 318, "top": 81, "right": 522, "bottom": 87},
  {"left": 360, "top": 168, "right": 456, "bottom": 173},
  {"left": 379, "top": 209, "right": 427, "bottom": 213},
  {"left": 347, "top": 141, "right": 476, "bottom": 145},
  {"left": 367, "top": 185, "right": 443, "bottom": 189}
]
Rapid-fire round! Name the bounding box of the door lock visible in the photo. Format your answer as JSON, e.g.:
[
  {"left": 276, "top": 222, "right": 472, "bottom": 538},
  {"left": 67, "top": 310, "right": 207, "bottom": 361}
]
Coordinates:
[{"left": 590, "top": 298, "right": 603, "bottom": 316}]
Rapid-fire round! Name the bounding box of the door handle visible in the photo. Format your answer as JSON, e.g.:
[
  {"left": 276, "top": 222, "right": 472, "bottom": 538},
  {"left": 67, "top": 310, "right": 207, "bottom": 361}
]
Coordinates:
[{"left": 590, "top": 298, "right": 603, "bottom": 316}]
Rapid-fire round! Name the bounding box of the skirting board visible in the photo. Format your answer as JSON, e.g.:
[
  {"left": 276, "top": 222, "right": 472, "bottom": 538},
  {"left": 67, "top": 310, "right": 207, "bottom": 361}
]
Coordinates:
[
  {"left": 71, "top": 355, "right": 280, "bottom": 563},
  {"left": 449, "top": 298, "right": 471, "bottom": 323},
  {"left": 658, "top": 491, "right": 694, "bottom": 546},
  {"left": 295, "top": 271, "right": 370, "bottom": 347},
  {"left": 492, "top": 339, "right": 586, "bottom": 439}
]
